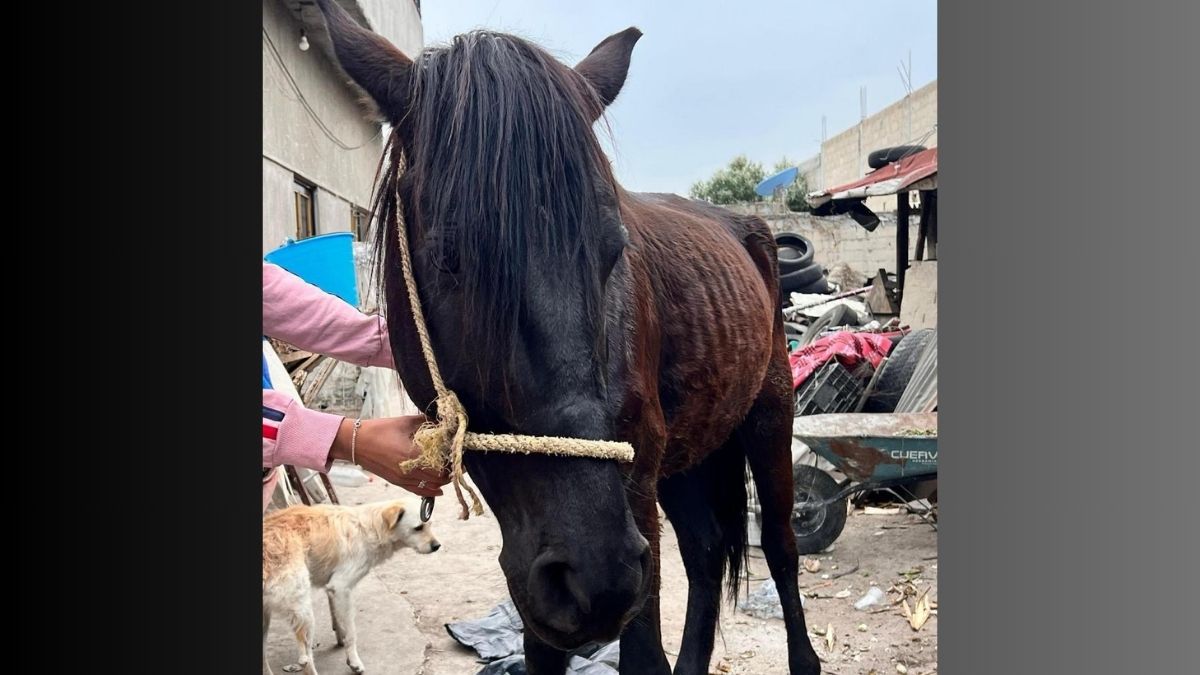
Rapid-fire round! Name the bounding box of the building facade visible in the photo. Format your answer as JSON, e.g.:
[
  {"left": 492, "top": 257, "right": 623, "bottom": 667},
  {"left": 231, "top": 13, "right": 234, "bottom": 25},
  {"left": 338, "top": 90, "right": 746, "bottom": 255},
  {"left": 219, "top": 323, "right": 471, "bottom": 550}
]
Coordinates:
[
  {"left": 262, "top": 0, "right": 423, "bottom": 416},
  {"left": 262, "top": 0, "right": 423, "bottom": 255}
]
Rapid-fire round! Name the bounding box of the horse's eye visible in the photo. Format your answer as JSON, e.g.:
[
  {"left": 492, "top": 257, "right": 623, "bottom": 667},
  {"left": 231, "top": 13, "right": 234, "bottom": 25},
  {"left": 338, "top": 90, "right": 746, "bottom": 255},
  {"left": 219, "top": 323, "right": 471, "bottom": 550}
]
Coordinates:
[{"left": 430, "top": 226, "right": 460, "bottom": 275}]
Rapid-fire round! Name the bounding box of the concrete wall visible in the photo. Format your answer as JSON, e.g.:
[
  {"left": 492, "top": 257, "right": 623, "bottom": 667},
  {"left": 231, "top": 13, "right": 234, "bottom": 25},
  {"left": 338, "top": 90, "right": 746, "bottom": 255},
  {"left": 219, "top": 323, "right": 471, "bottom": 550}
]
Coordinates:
[
  {"left": 800, "top": 80, "right": 937, "bottom": 213},
  {"left": 728, "top": 203, "right": 921, "bottom": 276},
  {"left": 262, "top": 0, "right": 424, "bottom": 254},
  {"left": 317, "top": 187, "right": 352, "bottom": 238},
  {"left": 263, "top": 154, "right": 359, "bottom": 252},
  {"left": 262, "top": 158, "right": 295, "bottom": 251}
]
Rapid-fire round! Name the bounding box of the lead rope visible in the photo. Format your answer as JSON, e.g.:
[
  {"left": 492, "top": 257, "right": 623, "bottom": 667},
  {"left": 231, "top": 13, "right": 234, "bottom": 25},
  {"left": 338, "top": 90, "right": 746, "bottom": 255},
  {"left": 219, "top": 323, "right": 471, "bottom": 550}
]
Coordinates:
[{"left": 392, "top": 187, "right": 636, "bottom": 520}]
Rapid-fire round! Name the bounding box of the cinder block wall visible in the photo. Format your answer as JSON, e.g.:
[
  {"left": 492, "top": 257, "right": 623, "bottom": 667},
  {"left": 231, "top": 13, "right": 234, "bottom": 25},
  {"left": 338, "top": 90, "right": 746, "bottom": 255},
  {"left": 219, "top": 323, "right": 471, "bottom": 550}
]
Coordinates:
[
  {"left": 799, "top": 80, "right": 937, "bottom": 214},
  {"left": 728, "top": 203, "right": 923, "bottom": 275}
]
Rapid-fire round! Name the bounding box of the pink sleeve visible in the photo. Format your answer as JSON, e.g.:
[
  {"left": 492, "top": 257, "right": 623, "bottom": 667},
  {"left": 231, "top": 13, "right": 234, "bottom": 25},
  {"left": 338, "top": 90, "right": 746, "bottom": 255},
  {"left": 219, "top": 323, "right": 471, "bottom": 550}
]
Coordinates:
[
  {"left": 262, "top": 389, "right": 343, "bottom": 472},
  {"left": 263, "top": 262, "right": 395, "bottom": 369}
]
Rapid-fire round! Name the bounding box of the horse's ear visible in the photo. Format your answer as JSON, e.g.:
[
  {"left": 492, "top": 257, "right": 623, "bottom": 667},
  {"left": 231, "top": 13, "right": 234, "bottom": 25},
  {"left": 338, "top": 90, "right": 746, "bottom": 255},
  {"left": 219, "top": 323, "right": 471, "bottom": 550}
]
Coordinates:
[
  {"left": 574, "top": 27, "right": 642, "bottom": 115},
  {"left": 314, "top": 0, "right": 413, "bottom": 123}
]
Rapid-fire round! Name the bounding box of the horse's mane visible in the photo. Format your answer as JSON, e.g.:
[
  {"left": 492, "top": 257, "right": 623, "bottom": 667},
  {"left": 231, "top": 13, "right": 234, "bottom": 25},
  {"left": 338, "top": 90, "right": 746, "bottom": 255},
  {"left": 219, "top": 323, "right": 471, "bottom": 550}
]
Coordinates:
[{"left": 369, "top": 31, "right": 618, "bottom": 391}]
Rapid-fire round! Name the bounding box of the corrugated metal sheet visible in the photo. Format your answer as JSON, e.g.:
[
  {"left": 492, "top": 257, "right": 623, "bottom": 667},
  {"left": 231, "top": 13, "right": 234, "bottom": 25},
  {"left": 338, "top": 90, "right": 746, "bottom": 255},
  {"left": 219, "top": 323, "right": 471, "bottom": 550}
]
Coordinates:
[{"left": 808, "top": 147, "right": 938, "bottom": 208}]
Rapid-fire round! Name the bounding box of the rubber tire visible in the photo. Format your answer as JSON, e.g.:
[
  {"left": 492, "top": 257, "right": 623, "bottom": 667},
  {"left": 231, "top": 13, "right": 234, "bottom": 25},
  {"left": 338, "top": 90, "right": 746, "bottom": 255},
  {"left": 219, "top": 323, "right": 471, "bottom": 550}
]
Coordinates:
[
  {"left": 780, "top": 263, "right": 825, "bottom": 293},
  {"left": 777, "top": 244, "right": 809, "bottom": 274},
  {"left": 909, "top": 478, "right": 938, "bottom": 501},
  {"left": 789, "top": 464, "right": 848, "bottom": 555},
  {"left": 799, "top": 304, "right": 855, "bottom": 346},
  {"left": 778, "top": 246, "right": 804, "bottom": 268},
  {"left": 775, "top": 233, "right": 815, "bottom": 271},
  {"left": 795, "top": 276, "right": 831, "bottom": 295},
  {"left": 861, "top": 328, "right": 936, "bottom": 413},
  {"left": 867, "top": 145, "right": 926, "bottom": 170},
  {"left": 783, "top": 322, "right": 806, "bottom": 353}
]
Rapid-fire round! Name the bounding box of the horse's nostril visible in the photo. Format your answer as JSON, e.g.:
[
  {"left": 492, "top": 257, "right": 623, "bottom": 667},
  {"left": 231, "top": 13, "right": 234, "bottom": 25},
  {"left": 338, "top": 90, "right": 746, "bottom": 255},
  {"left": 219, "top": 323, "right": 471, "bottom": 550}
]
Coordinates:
[
  {"left": 563, "top": 568, "right": 591, "bottom": 615},
  {"left": 529, "top": 554, "right": 588, "bottom": 634},
  {"left": 537, "top": 559, "right": 591, "bottom": 615},
  {"left": 526, "top": 543, "right": 648, "bottom": 642}
]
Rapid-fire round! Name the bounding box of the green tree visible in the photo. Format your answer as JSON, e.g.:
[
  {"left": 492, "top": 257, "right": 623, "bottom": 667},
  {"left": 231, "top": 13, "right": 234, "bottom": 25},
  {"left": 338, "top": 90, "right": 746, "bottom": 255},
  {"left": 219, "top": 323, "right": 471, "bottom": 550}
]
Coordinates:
[
  {"left": 773, "top": 157, "right": 812, "bottom": 213},
  {"left": 689, "top": 155, "right": 766, "bottom": 204}
]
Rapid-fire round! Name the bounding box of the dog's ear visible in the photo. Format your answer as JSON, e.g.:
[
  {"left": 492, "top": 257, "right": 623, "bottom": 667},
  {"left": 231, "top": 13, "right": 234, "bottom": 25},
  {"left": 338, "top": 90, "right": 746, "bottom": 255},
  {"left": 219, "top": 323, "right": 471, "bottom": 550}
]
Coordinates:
[{"left": 382, "top": 503, "right": 405, "bottom": 529}]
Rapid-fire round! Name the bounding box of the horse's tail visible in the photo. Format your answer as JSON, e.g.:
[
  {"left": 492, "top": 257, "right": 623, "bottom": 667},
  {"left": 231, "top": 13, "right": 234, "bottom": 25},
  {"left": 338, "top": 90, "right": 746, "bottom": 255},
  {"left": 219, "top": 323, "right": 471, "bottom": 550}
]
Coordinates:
[
  {"left": 713, "top": 440, "right": 751, "bottom": 604},
  {"left": 720, "top": 212, "right": 783, "bottom": 603}
]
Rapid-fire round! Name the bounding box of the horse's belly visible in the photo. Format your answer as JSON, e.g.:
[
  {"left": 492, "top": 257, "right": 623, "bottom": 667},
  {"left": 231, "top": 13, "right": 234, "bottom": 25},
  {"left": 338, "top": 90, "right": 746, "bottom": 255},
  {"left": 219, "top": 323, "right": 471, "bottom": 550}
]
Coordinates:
[
  {"left": 657, "top": 254, "right": 776, "bottom": 474},
  {"left": 623, "top": 192, "right": 781, "bottom": 475}
]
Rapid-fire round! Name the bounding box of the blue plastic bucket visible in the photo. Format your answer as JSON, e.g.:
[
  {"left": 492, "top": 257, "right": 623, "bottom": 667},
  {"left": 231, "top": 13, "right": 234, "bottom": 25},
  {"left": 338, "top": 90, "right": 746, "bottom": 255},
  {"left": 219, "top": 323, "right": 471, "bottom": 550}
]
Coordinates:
[{"left": 264, "top": 232, "right": 359, "bottom": 307}]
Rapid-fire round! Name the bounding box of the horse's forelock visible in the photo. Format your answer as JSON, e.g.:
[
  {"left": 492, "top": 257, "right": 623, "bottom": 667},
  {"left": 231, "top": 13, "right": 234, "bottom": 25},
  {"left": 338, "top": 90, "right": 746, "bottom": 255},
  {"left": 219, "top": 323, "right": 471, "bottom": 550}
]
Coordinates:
[{"left": 371, "top": 31, "right": 618, "bottom": 396}]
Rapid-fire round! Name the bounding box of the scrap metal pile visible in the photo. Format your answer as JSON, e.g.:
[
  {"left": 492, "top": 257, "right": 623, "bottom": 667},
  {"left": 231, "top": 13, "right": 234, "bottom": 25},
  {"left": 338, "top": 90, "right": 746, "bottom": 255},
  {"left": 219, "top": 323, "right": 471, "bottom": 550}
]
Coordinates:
[{"left": 773, "top": 230, "right": 937, "bottom": 419}]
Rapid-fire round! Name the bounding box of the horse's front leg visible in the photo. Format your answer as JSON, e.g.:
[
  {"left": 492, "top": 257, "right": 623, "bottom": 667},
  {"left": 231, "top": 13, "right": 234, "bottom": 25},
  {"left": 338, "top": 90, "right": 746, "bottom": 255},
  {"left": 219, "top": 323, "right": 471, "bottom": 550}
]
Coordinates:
[
  {"left": 523, "top": 631, "right": 570, "bottom": 675},
  {"left": 619, "top": 473, "right": 672, "bottom": 674},
  {"left": 619, "top": 415, "right": 676, "bottom": 672}
]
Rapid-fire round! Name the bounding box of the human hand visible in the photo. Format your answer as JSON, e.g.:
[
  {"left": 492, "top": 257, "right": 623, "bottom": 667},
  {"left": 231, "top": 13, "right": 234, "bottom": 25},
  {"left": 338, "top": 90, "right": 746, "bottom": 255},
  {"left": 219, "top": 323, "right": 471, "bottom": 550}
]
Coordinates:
[{"left": 331, "top": 415, "right": 452, "bottom": 498}]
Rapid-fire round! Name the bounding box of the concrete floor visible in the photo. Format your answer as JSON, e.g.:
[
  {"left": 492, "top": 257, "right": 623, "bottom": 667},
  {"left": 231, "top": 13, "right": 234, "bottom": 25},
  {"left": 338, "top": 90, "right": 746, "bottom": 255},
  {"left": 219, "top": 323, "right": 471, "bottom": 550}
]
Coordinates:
[
  {"left": 265, "top": 474, "right": 938, "bottom": 674},
  {"left": 263, "top": 485, "right": 432, "bottom": 675},
  {"left": 264, "top": 569, "right": 429, "bottom": 674}
]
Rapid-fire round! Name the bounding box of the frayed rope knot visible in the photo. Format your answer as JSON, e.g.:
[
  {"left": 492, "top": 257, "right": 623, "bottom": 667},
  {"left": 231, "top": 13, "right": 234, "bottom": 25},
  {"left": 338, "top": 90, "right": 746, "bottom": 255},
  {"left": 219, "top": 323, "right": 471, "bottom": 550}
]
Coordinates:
[{"left": 401, "top": 390, "right": 484, "bottom": 520}]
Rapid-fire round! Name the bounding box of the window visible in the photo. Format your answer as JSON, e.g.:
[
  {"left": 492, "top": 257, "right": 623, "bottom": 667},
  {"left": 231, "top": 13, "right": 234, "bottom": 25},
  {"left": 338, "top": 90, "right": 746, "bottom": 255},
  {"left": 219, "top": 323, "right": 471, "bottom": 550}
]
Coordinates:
[
  {"left": 293, "top": 177, "right": 317, "bottom": 239},
  {"left": 352, "top": 207, "right": 371, "bottom": 241}
]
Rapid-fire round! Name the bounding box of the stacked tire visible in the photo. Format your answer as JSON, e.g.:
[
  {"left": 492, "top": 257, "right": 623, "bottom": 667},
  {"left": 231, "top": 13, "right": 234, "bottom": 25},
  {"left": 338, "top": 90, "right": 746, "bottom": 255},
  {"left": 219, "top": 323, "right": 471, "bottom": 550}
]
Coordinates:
[
  {"left": 860, "top": 328, "right": 936, "bottom": 413},
  {"left": 776, "top": 232, "right": 829, "bottom": 295}
]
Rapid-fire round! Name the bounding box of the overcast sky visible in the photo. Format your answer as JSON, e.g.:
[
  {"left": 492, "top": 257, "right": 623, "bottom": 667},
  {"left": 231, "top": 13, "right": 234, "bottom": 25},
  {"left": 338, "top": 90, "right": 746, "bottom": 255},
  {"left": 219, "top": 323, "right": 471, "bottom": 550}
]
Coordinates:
[{"left": 419, "top": 0, "right": 937, "bottom": 195}]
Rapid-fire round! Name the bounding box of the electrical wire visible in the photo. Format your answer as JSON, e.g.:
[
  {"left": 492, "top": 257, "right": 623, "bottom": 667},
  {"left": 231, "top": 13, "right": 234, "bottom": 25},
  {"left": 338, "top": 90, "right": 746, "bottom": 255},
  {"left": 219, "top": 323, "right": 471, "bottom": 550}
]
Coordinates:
[{"left": 263, "top": 26, "right": 382, "bottom": 151}]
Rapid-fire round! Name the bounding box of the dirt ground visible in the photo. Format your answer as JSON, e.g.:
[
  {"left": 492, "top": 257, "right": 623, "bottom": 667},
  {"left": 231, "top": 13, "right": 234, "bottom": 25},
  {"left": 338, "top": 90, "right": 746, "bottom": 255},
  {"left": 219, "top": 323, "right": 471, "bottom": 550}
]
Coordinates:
[{"left": 267, "top": 475, "right": 937, "bottom": 675}]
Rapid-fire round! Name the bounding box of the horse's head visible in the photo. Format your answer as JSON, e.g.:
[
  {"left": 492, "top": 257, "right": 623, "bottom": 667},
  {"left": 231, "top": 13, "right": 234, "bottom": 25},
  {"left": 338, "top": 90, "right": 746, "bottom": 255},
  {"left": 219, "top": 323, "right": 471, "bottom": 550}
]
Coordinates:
[{"left": 315, "top": 0, "right": 649, "bottom": 649}]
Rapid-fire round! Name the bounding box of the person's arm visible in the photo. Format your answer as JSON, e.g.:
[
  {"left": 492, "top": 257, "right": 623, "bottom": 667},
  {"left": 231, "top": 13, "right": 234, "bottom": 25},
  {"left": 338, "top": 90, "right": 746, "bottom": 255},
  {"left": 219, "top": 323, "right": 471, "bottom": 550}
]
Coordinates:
[
  {"left": 263, "top": 388, "right": 447, "bottom": 497},
  {"left": 262, "top": 388, "right": 340, "bottom": 473},
  {"left": 263, "top": 261, "right": 394, "bottom": 369}
]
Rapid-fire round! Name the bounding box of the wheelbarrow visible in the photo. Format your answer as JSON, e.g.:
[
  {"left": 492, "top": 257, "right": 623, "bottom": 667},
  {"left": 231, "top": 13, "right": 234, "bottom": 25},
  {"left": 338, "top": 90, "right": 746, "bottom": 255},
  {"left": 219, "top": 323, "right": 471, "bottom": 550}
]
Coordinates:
[{"left": 785, "top": 412, "right": 937, "bottom": 553}]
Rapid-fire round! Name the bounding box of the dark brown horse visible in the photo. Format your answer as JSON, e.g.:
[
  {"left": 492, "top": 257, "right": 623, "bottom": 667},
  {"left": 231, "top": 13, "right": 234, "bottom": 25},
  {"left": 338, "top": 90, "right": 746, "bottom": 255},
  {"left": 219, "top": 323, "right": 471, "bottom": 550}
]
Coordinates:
[{"left": 313, "top": 2, "right": 820, "bottom": 673}]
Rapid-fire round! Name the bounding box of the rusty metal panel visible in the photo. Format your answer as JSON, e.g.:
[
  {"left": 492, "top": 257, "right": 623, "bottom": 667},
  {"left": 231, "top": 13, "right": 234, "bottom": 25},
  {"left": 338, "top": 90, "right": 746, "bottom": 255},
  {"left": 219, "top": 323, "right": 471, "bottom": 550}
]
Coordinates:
[{"left": 792, "top": 413, "right": 937, "bottom": 482}]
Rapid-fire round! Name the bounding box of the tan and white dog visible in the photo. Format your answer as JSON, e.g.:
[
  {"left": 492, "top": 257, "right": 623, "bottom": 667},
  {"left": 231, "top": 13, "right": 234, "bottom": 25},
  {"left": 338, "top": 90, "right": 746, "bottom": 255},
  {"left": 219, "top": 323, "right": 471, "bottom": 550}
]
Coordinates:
[{"left": 263, "top": 498, "right": 440, "bottom": 675}]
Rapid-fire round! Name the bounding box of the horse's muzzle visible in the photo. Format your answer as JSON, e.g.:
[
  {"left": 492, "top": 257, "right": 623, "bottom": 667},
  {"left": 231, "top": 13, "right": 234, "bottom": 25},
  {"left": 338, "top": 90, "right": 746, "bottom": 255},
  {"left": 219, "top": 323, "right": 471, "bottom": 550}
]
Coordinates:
[{"left": 522, "top": 535, "right": 652, "bottom": 648}]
